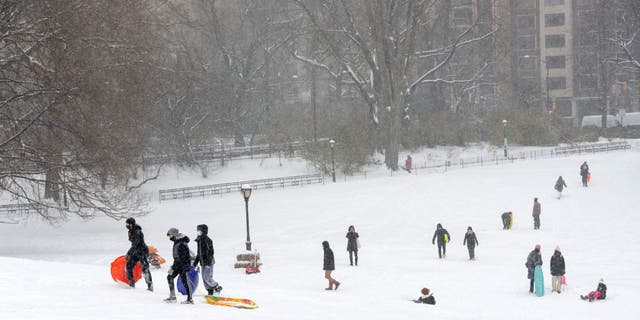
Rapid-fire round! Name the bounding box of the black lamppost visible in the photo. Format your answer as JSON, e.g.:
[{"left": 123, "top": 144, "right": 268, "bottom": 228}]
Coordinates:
[
  {"left": 329, "top": 139, "right": 336, "bottom": 182},
  {"left": 502, "top": 119, "right": 508, "bottom": 158},
  {"left": 241, "top": 184, "right": 252, "bottom": 251}
]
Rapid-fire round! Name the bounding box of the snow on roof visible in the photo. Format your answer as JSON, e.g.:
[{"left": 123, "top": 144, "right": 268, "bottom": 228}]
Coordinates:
[{"left": 581, "top": 115, "right": 619, "bottom": 128}]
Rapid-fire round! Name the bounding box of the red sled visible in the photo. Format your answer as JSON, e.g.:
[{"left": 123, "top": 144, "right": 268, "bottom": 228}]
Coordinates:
[{"left": 245, "top": 265, "right": 260, "bottom": 274}]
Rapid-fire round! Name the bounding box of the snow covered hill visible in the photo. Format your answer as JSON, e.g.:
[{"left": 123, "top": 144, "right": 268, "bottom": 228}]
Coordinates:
[{"left": 1, "top": 149, "right": 639, "bottom": 320}]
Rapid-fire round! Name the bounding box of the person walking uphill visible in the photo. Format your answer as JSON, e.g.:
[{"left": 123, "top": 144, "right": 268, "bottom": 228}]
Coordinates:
[
  {"left": 580, "top": 162, "right": 590, "bottom": 187},
  {"left": 526, "top": 244, "right": 543, "bottom": 293},
  {"left": 164, "top": 228, "right": 193, "bottom": 304},
  {"left": 550, "top": 246, "right": 565, "bottom": 293},
  {"left": 532, "top": 198, "right": 541, "bottom": 230},
  {"left": 554, "top": 176, "right": 567, "bottom": 199},
  {"left": 322, "top": 241, "right": 340, "bottom": 290},
  {"left": 193, "top": 224, "right": 222, "bottom": 295},
  {"left": 125, "top": 217, "right": 153, "bottom": 291},
  {"left": 432, "top": 223, "right": 451, "bottom": 259},
  {"left": 462, "top": 226, "right": 478, "bottom": 260},
  {"left": 346, "top": 225, "right": 359, "bottom": 266}
]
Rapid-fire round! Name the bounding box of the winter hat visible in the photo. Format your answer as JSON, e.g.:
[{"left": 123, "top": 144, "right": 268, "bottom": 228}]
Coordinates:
[
  {"left": 125, "top": 217, "right": 136, "bottom": 225},
  {"left": 322, "top": 240, "right": 329, "bottom": 248},
  {"left": 555, "top": 245, "right": 561, "bottom": 252},
  {"left": 437, "top": 223, "right": 442, "bottom": 229},
  {"left": 166, "top": 227, "right": 179, "bottom": 236},
  {"left": 421, "top": 288, "right": 430, "bottom": 295},
  {"left": 197, "top": 224, "right": 208, "bottom": 235},
  {"left": 599, "top": 278, "right": 605, "bottom": 284},
  {"left": 467, "top": 226, "right": 473, "bottom": 231}
]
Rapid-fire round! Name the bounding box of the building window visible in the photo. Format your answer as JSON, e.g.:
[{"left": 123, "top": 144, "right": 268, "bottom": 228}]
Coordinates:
[
  {"left": 555, "top": 99, "right": 572, "bottom": 116},
  {"left": 546, "top": 56, "right": 566, "bottom": 69},
  {"left": 517, "top": 36, "right": 536, "bottom": 50},
  {"left": 515, "top": 0, "right": 536, "bottom": 9},
  {"left": 452, "top": 0, "right": 472, "bottom": 6},
  {"left": 516, "top": 15, "right": 536, "bottom": 30},
  {"left": 519, "top": 56, "right": 537, "bottom": 71},
  {"left": 545, "top": 34, "right": 565, "bottom": 48},
  {"left": 579, "top": 75, "right": 597, "bottom": 89},
  {"left": 544, "top": 0, "right": 564, "bottom": 6},
  {"left": 545, "top": 13, "right": 565, "bottom": 27},
  {"left": 549, "top": 77, "right": 567, "bottom": 90},
  {"left": 576, "top": 0, "right": 596, "bottom": 6}
]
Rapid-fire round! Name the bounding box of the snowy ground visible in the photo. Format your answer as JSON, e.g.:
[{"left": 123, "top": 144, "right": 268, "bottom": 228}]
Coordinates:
[{"left": 1, "top": 147, "right": 639, "bottom": 319}]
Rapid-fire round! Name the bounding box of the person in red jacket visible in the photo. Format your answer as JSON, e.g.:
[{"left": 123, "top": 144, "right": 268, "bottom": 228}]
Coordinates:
[
  {"left": 405, "top": 155, "right": 413, "bottom": 173},
  {"left": 581, "top": 279, "right": 607, "bottom": 302}
]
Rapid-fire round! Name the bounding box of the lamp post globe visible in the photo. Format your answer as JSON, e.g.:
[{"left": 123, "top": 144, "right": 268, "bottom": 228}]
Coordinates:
[
  {"left": 329, "top": 139, "right": 336, "bottom": 183},
  {"left": 241, "top": 184, "right": 253, "bottom": 251}
]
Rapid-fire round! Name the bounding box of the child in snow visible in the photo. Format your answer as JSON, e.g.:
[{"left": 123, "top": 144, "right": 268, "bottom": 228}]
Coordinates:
[
  {"left": 501, "top": 212, "right": 513, "bottom": 230},
  {"left": 432, "top": 223, "right": 451, "bottom": 259},
  {"left": 555, "top": 176, "right": 567, "bottom": 199},
  {"left": 124, "top": 217, "right": 153, "bottom": 291},
  {"left": 413, "top": 287, "right": 436, "bottom": 305},
  {"left": 193, "top": 224, "right": 222, "bottom": 295},
  {"left": 462, "top": 226, "right": 478, "bottom": 260},
  {"left": 550, "top": 246, "right": 565, "bottom": 293},
  {"left": 322, "top": 241, "right": 340, "bottom": 290},
  {"left": 346, "top": 225, "right": 359, "bottom": 266},
  {"left": 581, "top": 279, "right": 607, "bottom": 302},
  {"left": 164, "top": 228, "right": 193, "bottom": 304}
]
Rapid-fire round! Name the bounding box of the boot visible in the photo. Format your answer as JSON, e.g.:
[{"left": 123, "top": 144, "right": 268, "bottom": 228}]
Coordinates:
[
  {"left": 128, "top": 279, "right": 135, "bottom": 288},
  {"left": 164, "top": 290, "right": 177, "bottom": 303},
  {"left": 334, "top": 282, "right": 341, "bottom": 290},
  {"left": 181, "top": 298, "right": 194, "bottom": 304},
  {"left": 147, "top": 283, "right": 153, "bottom": 292},
  {"left": 207, "top": 289, "right": 214, "bottom": 295},
  {"left": 214, "top": 285, "right": 223, "bottom": 293}
]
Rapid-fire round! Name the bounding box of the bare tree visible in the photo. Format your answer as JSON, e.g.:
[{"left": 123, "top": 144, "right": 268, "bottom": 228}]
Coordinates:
[{"left": 291, "top": 0, "right": 494, "bottom": 170}]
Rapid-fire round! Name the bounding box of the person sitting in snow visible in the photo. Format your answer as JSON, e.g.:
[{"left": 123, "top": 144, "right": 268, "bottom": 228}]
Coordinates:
[
  {"left": 164, "top": 227, "right": 193, "bottom": 304},
  {"left": 501, "top": 212, "right": 513, "bottom": 230},
  {"left": 581, "top": 279, "right": 607, "bottom": 302},
  {"left": 124, "top": 217, "right": 153, "bottom": 291},
  {"left": 413, "top": 287, "right": 436, "bottom": 305},
  {"left": 193, "top": 224, "right": 222, "bottom": 295}
]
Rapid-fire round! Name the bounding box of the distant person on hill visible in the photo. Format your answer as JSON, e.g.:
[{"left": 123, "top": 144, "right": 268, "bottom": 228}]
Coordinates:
[
  {"left": 581, "top": 279, "right": 607, "bottom": 302},
  {"left": 164, "top": 228, "right": 193, "bottom": 304},
  {"left": 550, "top": 246, "right": 566, "bottom": 293},
  {"left": 580, "top": 162, "right": 590, "bottom": 187},
  {"left": 501, "top": 212, "right": 513, "bottom": 230},
  {"left": 554, "top": 176, "right": 567, "bottom": 199},
  {"left": 432, "top": 223, "right": 451, "bottom": 259},
  {"left": 322, "top": 241, "right": 340, "bottom": 290},
  {"left": 193, "top": 224, "right": 222, "bottom": 295},
  {"left": 462, "top": 226, "right": 478, "bottom": 260},
  {"left": 124, "top": 217, "right": 153, "bottom": 291},
  {"left": 413, "top": 287, "right": 436, "bottom": 305},
  {"left": 532, "top": 198, "right": 541, "bottom": 230},
  {"left": 346, "top": 225, "right": 359, "bottom": 266},
  {"left": 405, "top": 155, "right": 413, "bottom": 173},
  {"left": 525, "top": 244, "right": 543, "bottom": 293}
]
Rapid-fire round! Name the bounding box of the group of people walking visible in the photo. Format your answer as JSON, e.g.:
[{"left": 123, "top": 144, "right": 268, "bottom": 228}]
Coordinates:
[{"left": 124, "top": 218, "right": 222, "bottom": 304}]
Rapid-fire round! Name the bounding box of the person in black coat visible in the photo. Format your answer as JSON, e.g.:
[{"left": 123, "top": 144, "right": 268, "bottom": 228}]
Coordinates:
[
  {"left": 462, "top": 226, "right": 478, "bottom": 260},
  {"left": 322, "top": 241, "right": 340, "bottom": 290},
  {"left": 346, "top": 225, "right": 359, "bottom": 266},
  {"left": 555, "top": 176, "right": 567, "bottom": 199},
  {"left": 193, "top": 224, "right": 221, "bottom": 295},
  {"left": 125, "top": 217, "right": 153, "bottom": 291},
  {"left": 413, "top": 287, "right": 436, "bottom": 305},
  {"left": 165, "top": 228, "right": 193, "bottom": 304},
  {"left": 525, "top": 244, "right": 543, "bottom": 293},
  {"left": 580, "top": 162, "right": 589, "bottom": 187},
  {"left": 550, "top": 246, "right": 566, "bottom": 293},
  {"left": 581, "top": 279, "right": 607, "bottom": 301},
  {"left": 432, "top": 223, "right": 451, "bottom": 259}
]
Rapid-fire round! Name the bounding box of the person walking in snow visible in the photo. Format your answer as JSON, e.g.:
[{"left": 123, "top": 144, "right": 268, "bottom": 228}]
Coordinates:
[
  {"left": 550, "top": 246, "right": 566, "bottom": 293},
  {"left": 432, "top": 223, "right": 451, "bottom": 259},
  {"left": 525, "top": 244, "right": 543, "bottom": 293},
  {"left": 164, "top": 228, "right": 193, "bottom": 304},
  {"left": 405, "top": 155, "right": 413, "bottom": 173},
  {"left": 322, "top": 241, "right": 340, "bottom": 290},
  {"left": 554, "top": 176, "right": 567, "bottom": 199},
  {"left": 193, "top": 224, "right": 222, "bottom": 295},
  {"left": 462, "top": 226, "right": 478, "bottom": 260},
  {"left": 124, "top": 217, "right": 153, "bottom": 291},
  {"left": 413, "top": 287, "right": 436, "bottom": 305},
  {"left": 346, "top": 225, "right": 359, "bottom": 266},
  {"left": 501, "top": 211, "right": 513, "bottom": 230},
  {"left": 580, "top": 162, "right": 590, "bottom": 187},
  {"left": 581, "top": 279, "right": 607, "bottom": 302},
  {"left": 532, "top": 198, "right": 541, "bottom": 230}
]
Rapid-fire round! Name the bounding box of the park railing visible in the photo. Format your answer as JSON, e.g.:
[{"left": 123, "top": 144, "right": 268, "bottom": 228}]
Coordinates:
[
  {"left": 158, "top": 173, "right": 324, "bottom": 201},
  {"left": 0, "top": 203, "right": 37, "bottom": 223}
]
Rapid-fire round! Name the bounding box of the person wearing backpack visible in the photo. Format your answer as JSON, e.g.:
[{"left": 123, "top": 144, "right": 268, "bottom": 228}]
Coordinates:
[{"left": 432, "top": 223, "right": 451, "bottom": 259}]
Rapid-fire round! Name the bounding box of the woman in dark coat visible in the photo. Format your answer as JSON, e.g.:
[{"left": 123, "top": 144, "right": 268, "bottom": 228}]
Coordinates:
[
  {"left": 346, "top": 225, "right": 359, "bottom": 266},
  {"left": 462, "top": 226, "right": 478, "bottom": 260},
  {"left": 322, "top": 241, "right": 340, "bottom": 290}
]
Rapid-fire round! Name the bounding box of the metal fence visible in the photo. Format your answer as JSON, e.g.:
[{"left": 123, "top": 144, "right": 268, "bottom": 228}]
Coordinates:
[
  {"left": 0, "top": 203, "right": 36, "bottom": 223},
  {"left": 158, "top": 173, "right": 324, "bottom": 201}
]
